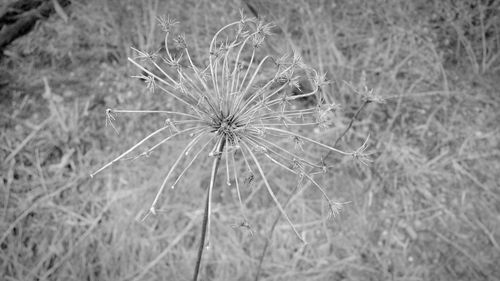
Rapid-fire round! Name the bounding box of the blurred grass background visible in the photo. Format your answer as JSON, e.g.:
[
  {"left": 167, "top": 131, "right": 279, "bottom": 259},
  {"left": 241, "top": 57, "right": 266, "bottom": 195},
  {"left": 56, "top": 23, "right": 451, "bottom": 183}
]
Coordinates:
[{"left": 1, "top": 0, "right": 499, "bottom": 280}]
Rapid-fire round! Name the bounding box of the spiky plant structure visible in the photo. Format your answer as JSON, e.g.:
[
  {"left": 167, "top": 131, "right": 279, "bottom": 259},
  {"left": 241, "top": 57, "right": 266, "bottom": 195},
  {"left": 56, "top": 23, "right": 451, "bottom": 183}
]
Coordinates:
[{"left": 91, "top": 13, "right": 370, "bottom": 280}]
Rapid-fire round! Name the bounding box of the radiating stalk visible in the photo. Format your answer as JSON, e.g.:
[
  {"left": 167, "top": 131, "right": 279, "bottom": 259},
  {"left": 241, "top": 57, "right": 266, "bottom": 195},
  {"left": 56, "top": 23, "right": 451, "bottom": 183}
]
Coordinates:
[{"left": 192, "top": 137, "right": 226, "bottom": 281}]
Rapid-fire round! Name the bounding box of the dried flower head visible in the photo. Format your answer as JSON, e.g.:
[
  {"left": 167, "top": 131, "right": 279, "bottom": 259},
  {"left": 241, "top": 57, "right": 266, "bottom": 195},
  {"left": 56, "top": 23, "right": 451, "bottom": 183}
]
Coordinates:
[
  {"left": 345, "top": 71, "right": 385, "bottom": 104},
  {"left": 91, "top": 15, "right": 371, "bottom": 243},
  {"left": 157, "top": 15, "right": 178, "bottom": 32}
]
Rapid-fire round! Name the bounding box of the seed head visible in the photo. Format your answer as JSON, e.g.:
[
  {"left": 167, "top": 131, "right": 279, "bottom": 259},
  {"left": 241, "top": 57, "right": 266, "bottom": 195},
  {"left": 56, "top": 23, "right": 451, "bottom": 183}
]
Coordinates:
[{"left": 91, "top": 15, "right": 371, "bottom": 242}]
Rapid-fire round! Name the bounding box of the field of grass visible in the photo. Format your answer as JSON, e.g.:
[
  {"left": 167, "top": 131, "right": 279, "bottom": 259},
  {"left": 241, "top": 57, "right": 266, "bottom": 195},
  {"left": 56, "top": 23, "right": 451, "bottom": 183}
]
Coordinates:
[{"left": 1, "top": 0, "right": 499, "bottom": 280}]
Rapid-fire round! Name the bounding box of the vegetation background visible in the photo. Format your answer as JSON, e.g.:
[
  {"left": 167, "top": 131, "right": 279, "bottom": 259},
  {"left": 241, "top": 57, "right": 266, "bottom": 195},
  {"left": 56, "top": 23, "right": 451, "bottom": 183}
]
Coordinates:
[{"left": 1, "top": 0, "right": 499, "bottom": 280}]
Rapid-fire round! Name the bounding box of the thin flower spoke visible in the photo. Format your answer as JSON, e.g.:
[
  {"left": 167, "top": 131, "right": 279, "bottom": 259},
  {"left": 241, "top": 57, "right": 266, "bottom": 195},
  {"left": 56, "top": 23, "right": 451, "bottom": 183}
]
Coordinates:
[
  {"left": 261, "top": 127, "right": 352, "bottom": 156},
  {"left": 149, "top": 131, "right": 210, "bottom": 214},
  {"left": 241, "top": 142, "right": 306, "bottom": 244},
  {"left": 90, "top": 124, "right": 170, "bottom": 177}
]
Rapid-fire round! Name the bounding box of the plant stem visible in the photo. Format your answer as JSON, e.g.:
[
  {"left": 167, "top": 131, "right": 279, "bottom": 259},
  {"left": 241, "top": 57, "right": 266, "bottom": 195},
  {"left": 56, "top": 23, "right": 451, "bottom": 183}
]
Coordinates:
[
  {"left": 332, "top": 100, "right": 369, "bottom": 149},
  {"left": 193, "top": 137, "right": 226, "bottom": 281},
  {"left": 254, "top": 101, "right": 369, "bottom": 281},
  {"left": 253, "top": 180, "right": 301, "bottom": 281}
]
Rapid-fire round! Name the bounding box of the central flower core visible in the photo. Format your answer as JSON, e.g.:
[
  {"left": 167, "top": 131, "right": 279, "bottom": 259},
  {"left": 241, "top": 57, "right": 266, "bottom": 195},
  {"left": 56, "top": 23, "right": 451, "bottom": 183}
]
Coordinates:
[{"left": 212, "top": 113, "right": 241, "bottom": 144}]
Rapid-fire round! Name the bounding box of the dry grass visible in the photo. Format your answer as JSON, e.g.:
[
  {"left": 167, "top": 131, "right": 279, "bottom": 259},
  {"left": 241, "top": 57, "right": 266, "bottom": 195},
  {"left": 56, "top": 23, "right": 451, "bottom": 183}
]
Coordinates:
[{"left": 1, "top": 0, "right": 499, "bottom": 280}]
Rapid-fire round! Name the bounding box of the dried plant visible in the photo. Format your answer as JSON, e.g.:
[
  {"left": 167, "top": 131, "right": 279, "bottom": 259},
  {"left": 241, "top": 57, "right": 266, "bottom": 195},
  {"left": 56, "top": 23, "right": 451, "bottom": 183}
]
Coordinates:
[{"left": 90, "top": 12, "right": 371, "bottom": 281}]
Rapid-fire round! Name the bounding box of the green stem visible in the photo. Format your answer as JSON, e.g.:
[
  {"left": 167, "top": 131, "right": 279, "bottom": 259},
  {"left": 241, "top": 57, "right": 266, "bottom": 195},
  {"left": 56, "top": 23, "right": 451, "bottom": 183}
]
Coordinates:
[{"left": 192, "top": 137, "right": 226, "bottom": 281}]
